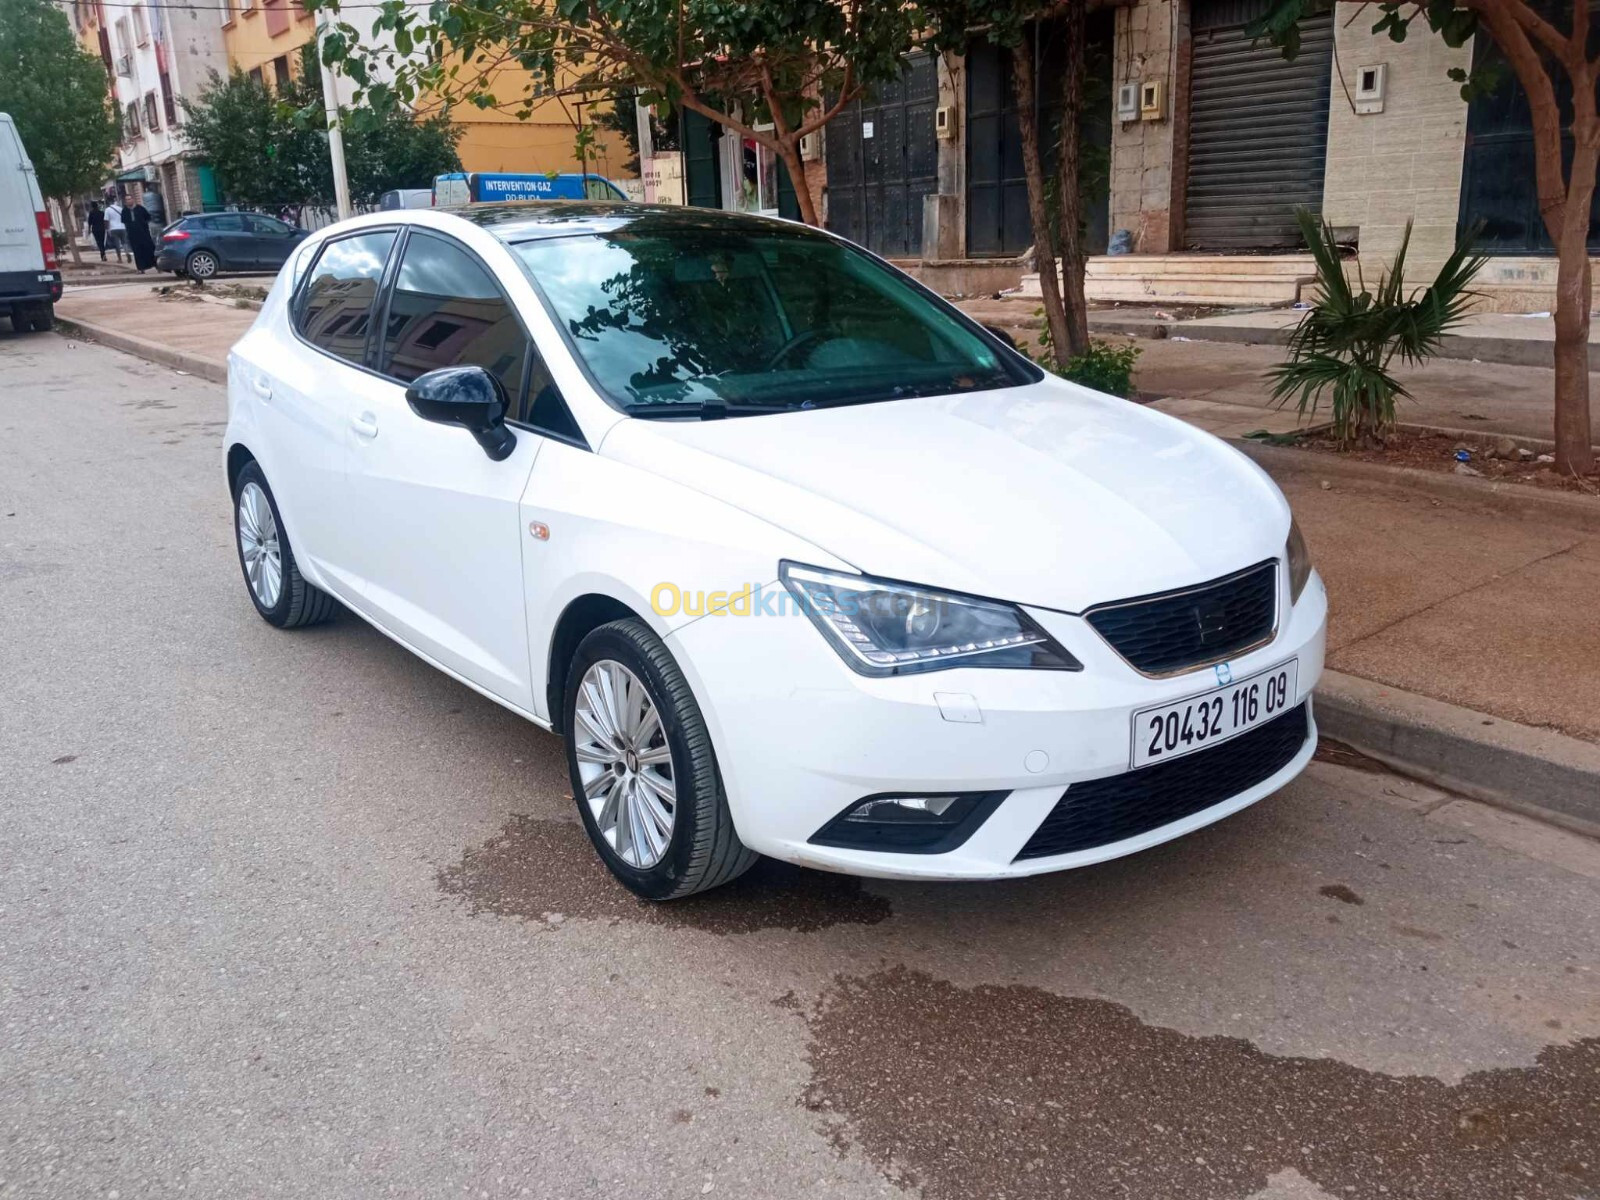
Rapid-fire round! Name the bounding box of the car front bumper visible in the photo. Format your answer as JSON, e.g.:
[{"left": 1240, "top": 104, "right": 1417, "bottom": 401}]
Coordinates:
[{"left": 667, "top": 570, "right": 1328, "bottom": 880}]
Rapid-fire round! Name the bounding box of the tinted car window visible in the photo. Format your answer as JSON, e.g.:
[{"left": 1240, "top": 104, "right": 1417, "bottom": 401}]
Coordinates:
[
  {"left": 295, "top": 230, "right": 398, "bottom": 366},
  {"left": 247, "top": 214, "right": 293, "bottom": 234},
  {"left": 512, "top": 221, "right": 1024, "bottom": 415},
  {"left": 379, "top": 232, "right": 529, "bottom": 405},
  {"left": 204, "top": 213, "right": 246, "bottom": 232}
]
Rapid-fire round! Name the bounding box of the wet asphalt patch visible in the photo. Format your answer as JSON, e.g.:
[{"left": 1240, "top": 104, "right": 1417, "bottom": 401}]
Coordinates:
[
  {"left": 437, "top": 814, "right": 892, "bottom": 933},
  {"left": 804, "top": 967, "right": 1599, "bottom": 1200}
]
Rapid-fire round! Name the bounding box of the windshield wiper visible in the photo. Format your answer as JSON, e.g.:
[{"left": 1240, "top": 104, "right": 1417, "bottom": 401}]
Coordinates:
[{"left": 625, "top": 397, "right": 800, "bottom": 420}]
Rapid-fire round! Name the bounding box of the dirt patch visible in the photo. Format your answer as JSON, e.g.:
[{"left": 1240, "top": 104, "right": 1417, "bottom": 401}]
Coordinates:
[
  {"left": 805, "top": 967, "right": 1600, "bottom": 1200},
  {"left": 437, "top": 814, "right": 891, "bottom": 934},
  {"left": 1290, "top": 429, "right": 1600, "bottom": 496}
]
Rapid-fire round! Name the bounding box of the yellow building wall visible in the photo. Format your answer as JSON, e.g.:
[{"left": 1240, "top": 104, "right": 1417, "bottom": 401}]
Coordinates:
[
  {"left": 212, "top": 8, "right": 637, "bottom": 183},
  {"left": 219, "top": 0, "right": 316, "bottom": 85}
]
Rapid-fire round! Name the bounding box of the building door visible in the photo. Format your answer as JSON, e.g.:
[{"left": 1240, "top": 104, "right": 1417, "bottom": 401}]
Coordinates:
[
  {"left": 1183, "top": 0, "right": 1333, "bottom": 250},
  {"left": 1458, "top": 17, "right": 1600, "bottom": 254},
  {"left": 681, "top": 108, "right": 802, "bottom": 221},
  {"left": 826, "top": 54, "right": 938, "bottom": 258},
  {"left": 965, "top": 13, "right": 1113, "bottom": 259}
]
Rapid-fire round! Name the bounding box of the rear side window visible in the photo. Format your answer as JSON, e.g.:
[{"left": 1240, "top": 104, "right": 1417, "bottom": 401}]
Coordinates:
[
  {"left": 295, "top": 230, "right": 398, "bottom": 366},
  {"left": 247, "top": 213, "right": 293, "bottom": 234},
  {"left": 205, "top": 213, "right": 246, "bottom": 232},
  {"left": 378, "top": 231, "right": 529, "bottom": 404}
]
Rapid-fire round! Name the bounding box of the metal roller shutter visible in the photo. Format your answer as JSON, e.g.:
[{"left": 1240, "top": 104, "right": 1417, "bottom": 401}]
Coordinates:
[
  {"left": 826, "top": 55, "right": 938, "bottom": 258},
  {"left": 1184, "top": 0, "right": 1333, "bottom": 250}
]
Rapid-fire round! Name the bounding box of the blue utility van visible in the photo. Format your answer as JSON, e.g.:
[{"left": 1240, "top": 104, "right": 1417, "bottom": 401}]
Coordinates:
[{"left": 432, "top": 173, "right": 627, "bottom": 206}]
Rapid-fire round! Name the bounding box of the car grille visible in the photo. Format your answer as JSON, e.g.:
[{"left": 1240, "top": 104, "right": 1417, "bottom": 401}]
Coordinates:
[
  {"left": 1013, "top": 702, "right": 1309, "bottom": 861},
  {"left": 1085, "top": 560, "right": 1279, "bottom": 676}
]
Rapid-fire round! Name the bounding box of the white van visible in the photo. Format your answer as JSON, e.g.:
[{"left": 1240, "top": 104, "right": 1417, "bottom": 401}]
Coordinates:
[{"left": 0, "top": 113, "right": 63, "bottom": 333}]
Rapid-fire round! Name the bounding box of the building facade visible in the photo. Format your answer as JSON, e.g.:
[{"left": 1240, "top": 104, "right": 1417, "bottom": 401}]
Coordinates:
[
  {"left": 65, "top": 0, "right": 230, "bottom": 217},
  {"left": 668, "top": 0, "right": 1585, "bottom": 312}
]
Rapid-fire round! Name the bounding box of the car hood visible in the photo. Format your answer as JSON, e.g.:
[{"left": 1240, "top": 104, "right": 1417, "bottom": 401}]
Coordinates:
[{"left": 598, "top": 378, "right": 1289, "bottom": 613}]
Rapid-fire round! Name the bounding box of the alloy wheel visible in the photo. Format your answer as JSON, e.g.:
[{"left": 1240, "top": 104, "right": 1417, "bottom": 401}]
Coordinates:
[
  {"left": 237, "top": 481, "right": 283, "bottom": 609},
  {"left": 188, "top": 251, "right": 217, "bottom": 279},
  {"left": 573, "top": 659, "right": 676, "bottom": 868}
]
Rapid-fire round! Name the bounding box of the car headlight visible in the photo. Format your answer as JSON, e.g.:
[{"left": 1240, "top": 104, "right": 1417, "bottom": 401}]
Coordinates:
[
  {"left": 1286, "top": 517, "right": 1313, "bottom": 603},
  {"left": 779, "top": 562, "right": 1082, "bottom": 677}
]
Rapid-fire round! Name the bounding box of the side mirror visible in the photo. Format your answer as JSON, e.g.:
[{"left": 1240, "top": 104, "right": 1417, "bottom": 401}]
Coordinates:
[
  {"left": 404, "top": 365, "right": 517, "bottom": 461},
  {"left": 984, "top": 324, "right": 1020, "bottom": 351}
]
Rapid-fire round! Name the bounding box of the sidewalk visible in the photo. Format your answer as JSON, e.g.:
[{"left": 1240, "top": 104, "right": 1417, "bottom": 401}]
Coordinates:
[{"left": 954, "top": 297, "right": 1599, "bottom": 446}]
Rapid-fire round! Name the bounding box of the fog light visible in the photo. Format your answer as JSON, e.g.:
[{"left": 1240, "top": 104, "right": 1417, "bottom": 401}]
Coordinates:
[{"left": 810, "top": 791, "right": 1007, "bottom": 853}]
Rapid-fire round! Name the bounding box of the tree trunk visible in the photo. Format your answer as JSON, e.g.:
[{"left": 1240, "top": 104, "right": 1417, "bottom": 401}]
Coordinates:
[
  {"left": 59, "top": 198, "right": 84, "bottom": 266},
  {"left": 1012, "top": 32, "right": 1072, "bottom": 370},
  {"left": 1052, "top": 2, "right": 1091, "bottom": 358},
  {"left": 1548, "top": 131, "right": 1597, "bottom": 477},
  {"left": 775, "top": 137, "right": 821, "bottom": 226}
]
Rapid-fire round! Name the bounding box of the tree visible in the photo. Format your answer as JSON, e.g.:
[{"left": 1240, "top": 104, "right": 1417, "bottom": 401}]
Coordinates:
[
  {"left": 180, "top": 45, "right": 463, "bottom": 216},
  {"left": 0, "top": 0, "right": 122, "bottom": 264},
  {"left": 309, "top": 0, "right": 921, "bottom": 225},
  {"left": 1253, "top": 0, "right": 1597, "bottom": 477},
  {"left": 180, "top": 67, "right": 331, "bottom": 213},
  {"left": 925, "top": 1, "right": 1097, "bottom": 368}
]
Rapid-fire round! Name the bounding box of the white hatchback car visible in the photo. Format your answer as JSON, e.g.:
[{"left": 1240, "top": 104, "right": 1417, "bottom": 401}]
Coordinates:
[{"left": 225, "top": 203, "right": 1326, "bottom": 899}]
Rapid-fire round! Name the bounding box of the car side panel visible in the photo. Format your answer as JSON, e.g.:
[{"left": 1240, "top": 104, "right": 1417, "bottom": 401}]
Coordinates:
[
  {"left": 517, "top": 439, "right": 853, "bottom": 726},
  {"left": 228, "top": 302, "right": 364, "bottom": 602}
]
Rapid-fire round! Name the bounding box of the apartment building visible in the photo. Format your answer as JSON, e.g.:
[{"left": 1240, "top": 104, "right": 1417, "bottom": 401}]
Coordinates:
[{"left": 65, "top": 0, "right": 230, "bottom": 217}]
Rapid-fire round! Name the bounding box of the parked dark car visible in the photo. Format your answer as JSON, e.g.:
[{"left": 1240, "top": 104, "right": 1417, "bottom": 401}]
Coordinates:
[{"left": 157, "top": 212, "right": 310, "bottom": 279}]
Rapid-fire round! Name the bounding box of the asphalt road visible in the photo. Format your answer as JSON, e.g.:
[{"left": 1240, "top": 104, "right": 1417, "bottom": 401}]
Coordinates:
[{"left": 2, "top": 329, "right": 1598, "bottom": 1200}]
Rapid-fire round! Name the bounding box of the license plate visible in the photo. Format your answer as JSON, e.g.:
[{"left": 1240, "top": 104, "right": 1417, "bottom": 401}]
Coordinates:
[{"left": 1131, "top": 660, "right": 1299, "bottom": 769}]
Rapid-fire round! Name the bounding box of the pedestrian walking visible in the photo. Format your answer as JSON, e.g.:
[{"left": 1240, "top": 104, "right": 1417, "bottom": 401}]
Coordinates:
[
  {"left": 85, "top": 202, "right": 107, "bottom": 261},
  {"left": 105, "top": 200, "right": 128, "bottom": 262},
  {"left": 126, "top": 202, "right": 157, "bottom": 274}
]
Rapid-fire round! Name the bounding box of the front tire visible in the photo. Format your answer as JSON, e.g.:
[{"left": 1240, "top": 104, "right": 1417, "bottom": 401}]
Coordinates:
[
  {"left": 232, "top": 461, "right": 337, "bottom": 629},
  {"left": 564, "top": 619, "right": 757, "bottom": 899}
]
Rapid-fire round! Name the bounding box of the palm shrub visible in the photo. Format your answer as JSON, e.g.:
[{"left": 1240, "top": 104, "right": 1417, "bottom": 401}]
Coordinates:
[{"left": 1269, "top": 210, "right": 1485, "bottom": 446}]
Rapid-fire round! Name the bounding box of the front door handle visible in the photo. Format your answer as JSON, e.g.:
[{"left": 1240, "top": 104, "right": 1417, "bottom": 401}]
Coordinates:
[
  {"left": 251, "top": 378, "right": 272, "bottom": 401},
  {"left": 350, "top": 412, "right": 379, "bottom": 439}
]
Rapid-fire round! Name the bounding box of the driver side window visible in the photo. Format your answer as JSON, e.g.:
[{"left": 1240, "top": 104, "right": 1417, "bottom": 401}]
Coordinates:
[{"left": 379, "top": 231, "right": 583, "bottom": 444}]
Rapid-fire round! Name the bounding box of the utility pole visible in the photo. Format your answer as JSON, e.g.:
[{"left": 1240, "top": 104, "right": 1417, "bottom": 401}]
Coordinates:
[{"left": 314, "top": 7, "right": 352, "bottom": 220}]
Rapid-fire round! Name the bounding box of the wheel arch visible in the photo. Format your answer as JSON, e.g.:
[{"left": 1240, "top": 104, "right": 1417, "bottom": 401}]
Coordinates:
[
  {"left": 226, "top": 442, "right": 256, "bottom": 497},
  {"left": 545, "top": 593, "right": 644, "bottom": 734}
]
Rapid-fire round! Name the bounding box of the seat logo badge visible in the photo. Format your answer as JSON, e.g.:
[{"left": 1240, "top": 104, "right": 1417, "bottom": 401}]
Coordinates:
[
  {"left": 1214, "top": 662, "right": 1233, "bottom": 685},
  {"left": 528, "top": 521, "right": 550, "bottom": 541},
  {"left": 1194, "top": 600, "right": 1229, "bottom": 647}
]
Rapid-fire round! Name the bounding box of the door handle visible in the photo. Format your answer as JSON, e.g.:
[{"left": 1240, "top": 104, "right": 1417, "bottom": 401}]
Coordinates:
[
  {"left": 350, "top": 412, "right": 379, "bottom": 439},
  {"left": 250, "top": 378, "right": 272, "bottom": 401}
]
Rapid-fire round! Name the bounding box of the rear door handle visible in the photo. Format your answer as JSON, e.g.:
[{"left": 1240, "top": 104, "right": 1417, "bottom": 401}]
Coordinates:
[
  {"left": 250, "top": 378, "right": 272, "bottom": 401},
  {"left": 350, "top": 412, "right": 379, "bottom": 439}
]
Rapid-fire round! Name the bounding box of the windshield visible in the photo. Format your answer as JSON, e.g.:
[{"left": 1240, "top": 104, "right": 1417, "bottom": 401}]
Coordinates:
[{"left": 511, "top": 221, "right": 1031, "bottom": 416}]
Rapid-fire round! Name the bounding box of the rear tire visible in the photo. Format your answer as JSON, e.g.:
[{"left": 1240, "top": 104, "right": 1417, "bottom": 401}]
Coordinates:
[
  {"left": 186, "top": 249, "right": 219, "bottom": 280},
  {"left": 26, "top": 303, "right": 54, "bottom": 333},
  {"left": 564, "top": 619, "right": 757, "bottom": 899},
  {"left": 232, "top": 461, "right": 338, "bottom": 629}
]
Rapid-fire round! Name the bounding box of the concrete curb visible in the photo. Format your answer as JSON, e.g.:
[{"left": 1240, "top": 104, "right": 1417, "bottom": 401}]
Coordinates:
[
  {"left": 1236, "top": 439, "right": 1600, "bottom": 533},
  {"left": 51, "top": 316, "right": 227, "bottom": 385},
  {"left": 1315, "top": 670, "right": 1600, "bottom": 838},
  {"left": 1152, "top": 318, "right": 1568, "bottom": 369}
]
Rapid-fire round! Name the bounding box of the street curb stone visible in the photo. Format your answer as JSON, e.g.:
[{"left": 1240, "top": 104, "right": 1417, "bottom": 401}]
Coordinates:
[
  {"left": 1315, "top": 670, "right": 1600, "bottom": 838},
  {"left": 1236, "top": 439, "right": 1600, "bottom": 533},
  {"left": 51, "top": 316, "right": 228, "bottom": 385}
]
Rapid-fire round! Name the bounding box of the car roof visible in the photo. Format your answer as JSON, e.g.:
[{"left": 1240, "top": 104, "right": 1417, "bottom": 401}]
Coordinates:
[{"left": 448, "top": 201, "right": 821, "bottom": 245}]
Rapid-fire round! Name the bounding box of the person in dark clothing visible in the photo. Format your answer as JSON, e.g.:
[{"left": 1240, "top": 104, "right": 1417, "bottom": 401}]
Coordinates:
[
  {"left": 126, "top": 203, "right": 157, "bottom": 273},
  {"left": 86, "top": 202, "right": 107, "bottom": 261}
]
